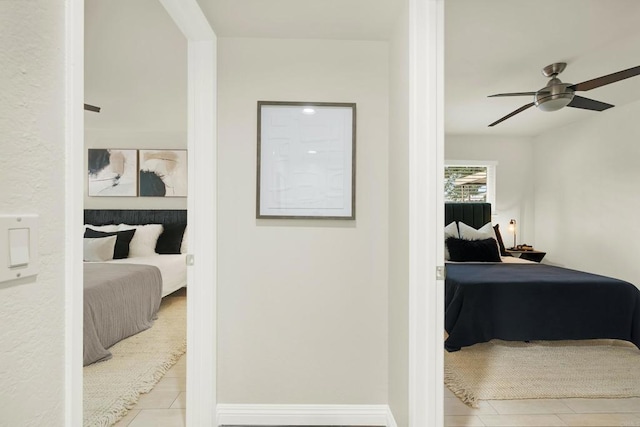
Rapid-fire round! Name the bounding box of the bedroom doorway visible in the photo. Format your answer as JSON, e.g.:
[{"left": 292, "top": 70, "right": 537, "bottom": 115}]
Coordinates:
[{"left": 68, "top": 0, "right": 216, "bottom": 425}]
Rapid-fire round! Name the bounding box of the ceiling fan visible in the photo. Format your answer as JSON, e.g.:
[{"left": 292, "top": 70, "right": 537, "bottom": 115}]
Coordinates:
[
  {"left": 84, "top": 103, "right": 101, "bottom": 113},
  {"left": 488, "top": 62, "right": 640, "bottom": 127}
]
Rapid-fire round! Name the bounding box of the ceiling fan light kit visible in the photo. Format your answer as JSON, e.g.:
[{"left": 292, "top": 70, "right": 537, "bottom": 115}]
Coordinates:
[{"left": 488, "top": 62, "right": 640, "bottom": 126}]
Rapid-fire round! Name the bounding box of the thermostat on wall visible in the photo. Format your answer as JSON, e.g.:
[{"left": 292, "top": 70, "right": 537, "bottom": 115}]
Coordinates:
[{"left": 0, "top": 215, "right": 39, "bottom": 284}]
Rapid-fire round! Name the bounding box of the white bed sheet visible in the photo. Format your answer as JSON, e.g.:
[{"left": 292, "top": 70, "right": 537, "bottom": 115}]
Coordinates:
[{"left": 106, "top": 254, "right": 187, "bottom": 297}]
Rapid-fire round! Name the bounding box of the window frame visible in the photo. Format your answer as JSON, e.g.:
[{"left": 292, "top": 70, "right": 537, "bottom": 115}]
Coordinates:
[{"left": 444, "top": 160, "right": 497, "bottom": 208}]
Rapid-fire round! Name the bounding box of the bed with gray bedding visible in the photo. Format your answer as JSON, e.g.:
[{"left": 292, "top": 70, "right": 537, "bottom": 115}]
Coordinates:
[{"left": 83, "top": 263, "right": 162, "bottom": 366}]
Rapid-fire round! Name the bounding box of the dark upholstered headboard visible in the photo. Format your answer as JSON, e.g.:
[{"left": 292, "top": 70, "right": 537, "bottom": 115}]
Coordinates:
[
  {"left": 84, "top": 209, "right": 187, "bottom": 226},
  {"left": 445, "top": 203, "right": 491, "bottom": 228}
]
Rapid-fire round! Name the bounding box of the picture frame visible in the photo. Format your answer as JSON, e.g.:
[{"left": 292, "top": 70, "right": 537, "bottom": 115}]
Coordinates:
[
  {"left": 87, "top": 149, "right": 138, "bottom": 197},
  {"left": 257, "top": 101, "right": 356, "bottom": 219},
  {"left": 138, "top": 149, "right": 188, "bottom": 197}
]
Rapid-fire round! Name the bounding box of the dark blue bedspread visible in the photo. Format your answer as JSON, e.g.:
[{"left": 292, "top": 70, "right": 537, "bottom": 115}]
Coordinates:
[{"left": 445, "top": 263, "right": 640, "bottom": 351}]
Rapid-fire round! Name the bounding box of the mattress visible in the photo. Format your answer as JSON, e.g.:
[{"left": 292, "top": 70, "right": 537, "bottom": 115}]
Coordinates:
[{"left": 106, "top": 254, "right": 187, "bottom": 297}]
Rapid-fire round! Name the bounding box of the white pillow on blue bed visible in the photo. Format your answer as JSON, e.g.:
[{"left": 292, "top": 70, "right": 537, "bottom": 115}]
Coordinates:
[
  {"left": 83, "top": 235, "right": 117, "bottom": 262},
  {"left": 118, "top": 224, "right": 164, "bottom": 257},
  {"left": 458, "top": 221, "right": 500, "bottom": 254}
]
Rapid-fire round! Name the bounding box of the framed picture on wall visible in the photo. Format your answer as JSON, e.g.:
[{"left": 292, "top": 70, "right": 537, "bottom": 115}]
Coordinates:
[
  {"left": 87, "top": 149, "right": 138, "bottom": 197},
  {"left": 138, "top": 149, "right": 188, "bottom": 197},
  {"left": 257, "top": 101, "right": 356, "bottom": 219}
]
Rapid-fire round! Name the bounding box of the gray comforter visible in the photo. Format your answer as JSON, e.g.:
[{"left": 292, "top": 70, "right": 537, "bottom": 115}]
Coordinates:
[{"left": 83, "top": 263, "right": 162, "bottom": 366}]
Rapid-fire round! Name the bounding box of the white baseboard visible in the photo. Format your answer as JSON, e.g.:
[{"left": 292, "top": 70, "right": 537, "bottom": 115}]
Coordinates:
[{"left": 216, "top": 404, "right": 397, "bottom": 426}]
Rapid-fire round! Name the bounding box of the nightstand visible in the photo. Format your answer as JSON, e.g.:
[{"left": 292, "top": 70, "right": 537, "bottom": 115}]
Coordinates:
[{"left": 505, "top": 249, "right": 546, "bottom": 263}]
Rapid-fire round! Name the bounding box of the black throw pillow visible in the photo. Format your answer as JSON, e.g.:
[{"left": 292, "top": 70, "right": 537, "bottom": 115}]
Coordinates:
[
  {"left": 155, "top": 223, "right": 187, "bottom": 254},
  {"left": 493, "top": 224, "right": 510, "bottom": 256},
  {"left": 84, "top": 228, "right": 136, "bottom": 259},
  {"left": 446, "top": 237, "right": 502, "bottom": 262}
]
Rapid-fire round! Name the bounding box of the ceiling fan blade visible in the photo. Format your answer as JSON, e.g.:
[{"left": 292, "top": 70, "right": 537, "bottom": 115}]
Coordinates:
[
  {"left": 84, "top": 103, "right": 101, "bottom": 113},
  {"left": 488, "top": 102, "right": 535, "bottom": 127},
  {"left": 567, "top": 95, "right": 614, "bottom": 111},
  {"left": 488, "top": 92, "right": 538, "bottom": 97},
  {"left": 569, "top": 65, "right": 640, "bottom": 92}
]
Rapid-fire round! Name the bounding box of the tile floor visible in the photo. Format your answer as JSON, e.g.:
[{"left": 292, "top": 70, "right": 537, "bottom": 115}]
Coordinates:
[
  {"left": 113, "top": 355, "right": 640, "bottom": 426},
  {"left": 112, "top": 353, "right": 186, "bottom": 427}
]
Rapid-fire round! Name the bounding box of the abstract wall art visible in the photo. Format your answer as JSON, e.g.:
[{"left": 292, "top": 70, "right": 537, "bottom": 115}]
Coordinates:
[
  {"left": 138, "top": 149, "right": 188, "bottom": 197},
  {"left": 87, "top": 149, "right": 138, "bottom": 197}
]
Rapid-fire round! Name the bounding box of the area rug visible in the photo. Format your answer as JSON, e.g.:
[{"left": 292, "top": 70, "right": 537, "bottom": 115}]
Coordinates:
[
  {"left": 83, "top": 295, "right": 186, "bottom": 427},
  {"left": 444, "top": 339, "right": 640, "bottom": 408}
]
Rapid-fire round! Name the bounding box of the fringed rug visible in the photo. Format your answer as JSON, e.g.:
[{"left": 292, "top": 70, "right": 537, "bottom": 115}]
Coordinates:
[
  {"left": 444, "top": 339, "right": 640, "bottom": 408},
  {"left": 83, "top": 294, "right": 186, "bottom": 426}
]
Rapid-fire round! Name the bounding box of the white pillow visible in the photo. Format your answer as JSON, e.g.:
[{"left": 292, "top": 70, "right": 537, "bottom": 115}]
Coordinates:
[
  {"left": 83, "top": 235, "right": 117, "bottom": 262},
  {"left": 180, "top": 225, "right": 188, "bottom": 254},
  {"left": 444, "top": 222, "right": 459, "bottom": 260},
  {"left": 118, "top": 224, "right": 164, "bottom": 257},
  {"left": 458, "top": 221, "right": 500, "bottom": 253},
  {"left": 85, "top": 224, "right": 120, "bottom": 233}
]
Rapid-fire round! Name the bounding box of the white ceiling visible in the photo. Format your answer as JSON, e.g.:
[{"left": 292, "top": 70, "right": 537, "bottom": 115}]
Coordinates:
[
  {"left": 445, "top": 0, "right": 640, "bottom": 137},
  {"left": 198, "top": 0, "right": 403, "bottom": 41},
  {"left": 86, "top": 0, "right": 640, "bottom": 138}
]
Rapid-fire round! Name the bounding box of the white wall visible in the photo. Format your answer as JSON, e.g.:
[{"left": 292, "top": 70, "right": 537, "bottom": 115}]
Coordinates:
[
  {"left": 446, "top": 135, "right": 535, "bottom": 245},
  {"left": 0, "top": 1, "right": 66, "bottom": 424},
  {"left": 217, "top": 37, "right": 389, "bottom": 404},
  {"left": 533, "top": 100, "right": 640, "bottom": 287},
  {"left": 387, "top": 2, "right": 410, "bottom": 425}
]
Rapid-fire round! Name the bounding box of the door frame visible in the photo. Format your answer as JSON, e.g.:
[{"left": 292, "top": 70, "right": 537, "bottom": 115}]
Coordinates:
[
  {"left": 408, "top": 0, "right": 444, "bottom": 425},
  {"left": 64, "top": 0, "right": 218, "bottom": 424}
]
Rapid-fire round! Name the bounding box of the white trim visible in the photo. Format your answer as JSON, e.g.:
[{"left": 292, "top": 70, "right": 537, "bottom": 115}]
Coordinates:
[
  {"left": 64, "top": 0, "right": 84, "bottom": 424},
  {"left": 386, "top": 405, "right": 399, "bottom": 427},
  {"left": 159, "top": 2, "right": 218, "bottom": 425},
  {"left": 158, "top": 0, "right": 214, "bottom": 41},
  {"left": 408, "top": 0, "right": 444, "bottom": 426},
  {"left": 216, "top": 404, "right": 395, "bottom": 426}
]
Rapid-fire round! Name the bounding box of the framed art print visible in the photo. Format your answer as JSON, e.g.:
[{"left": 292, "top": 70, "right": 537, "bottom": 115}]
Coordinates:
[
  {"left": 87, "top": 149, "right": 138, "bottom": 197},
  {"left": 138, "top": 149, "right": 188, "bottom": 197},
  {"left": 257, "top": 101, "right": 356, "bottom": 219}
]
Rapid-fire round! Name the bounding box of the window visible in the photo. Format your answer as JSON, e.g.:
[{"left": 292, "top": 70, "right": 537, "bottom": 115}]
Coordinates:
[{"left": 445, "top": 161, "right": 496, "bottom": 206}]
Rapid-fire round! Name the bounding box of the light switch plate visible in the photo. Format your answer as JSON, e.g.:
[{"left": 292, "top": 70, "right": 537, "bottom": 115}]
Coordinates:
[{"left": 0, "top": 215, "right": 39, "bottom": 283}]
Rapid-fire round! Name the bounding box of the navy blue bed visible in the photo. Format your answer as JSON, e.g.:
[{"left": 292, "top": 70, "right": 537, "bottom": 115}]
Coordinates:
[{"left": 444, "top": 203, "right": 640, "bottom": 352}]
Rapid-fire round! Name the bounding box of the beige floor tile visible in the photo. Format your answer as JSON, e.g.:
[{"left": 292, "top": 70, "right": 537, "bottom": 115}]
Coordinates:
[
  {"left": 562, "top": 398, "right": 640, "bottom": 413},
  {"left": 445, "top": 415, "right": 486, "bottom": 426},
  {"left": 479, "top": 414, "right": 568, "bottom": 426},
  {"left": 444, "top": 387, "right": 457, "bottom": 399},
  {"left": 163, "top": 366, "right": 186, "bottom": 378},
  {"left": 152, "top": 375, "right": 186, "bottom": 391},
  {"left": 488, "top": 399, "right": 574, "bottom": 415},
  {"left": 111, "top": 409, "right": 140, "bottom": 427},
  {"left": 558, "top": 413, "right": 640, "bottom": 426},
  {"left": 134, "top": 389, "right": 181, "bottom": 409},
  {"left": 127, "top": 409, "right": 186, "bottom": 427},
  {"left": 164, "top": 354, "right": 186, "bottom": 376},
  {"left": 445, "top": 398, "right": 498, "bottom": 415},
  {"left": 170, "top": 391, "right": 186, "bottom": 409}
]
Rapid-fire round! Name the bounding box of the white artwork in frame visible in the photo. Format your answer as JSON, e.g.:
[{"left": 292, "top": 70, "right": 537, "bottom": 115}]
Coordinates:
[
  {"left": 87, "top": 149, "right": 138, "bottom": 197},
  {"left": 257, "top": 101, "right": 356, "bottom": 219}
]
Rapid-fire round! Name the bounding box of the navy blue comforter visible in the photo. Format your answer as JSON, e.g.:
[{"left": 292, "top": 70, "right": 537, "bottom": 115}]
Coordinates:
[{"left": 445, "top": 263, "right": 640, "bottom": 352}]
